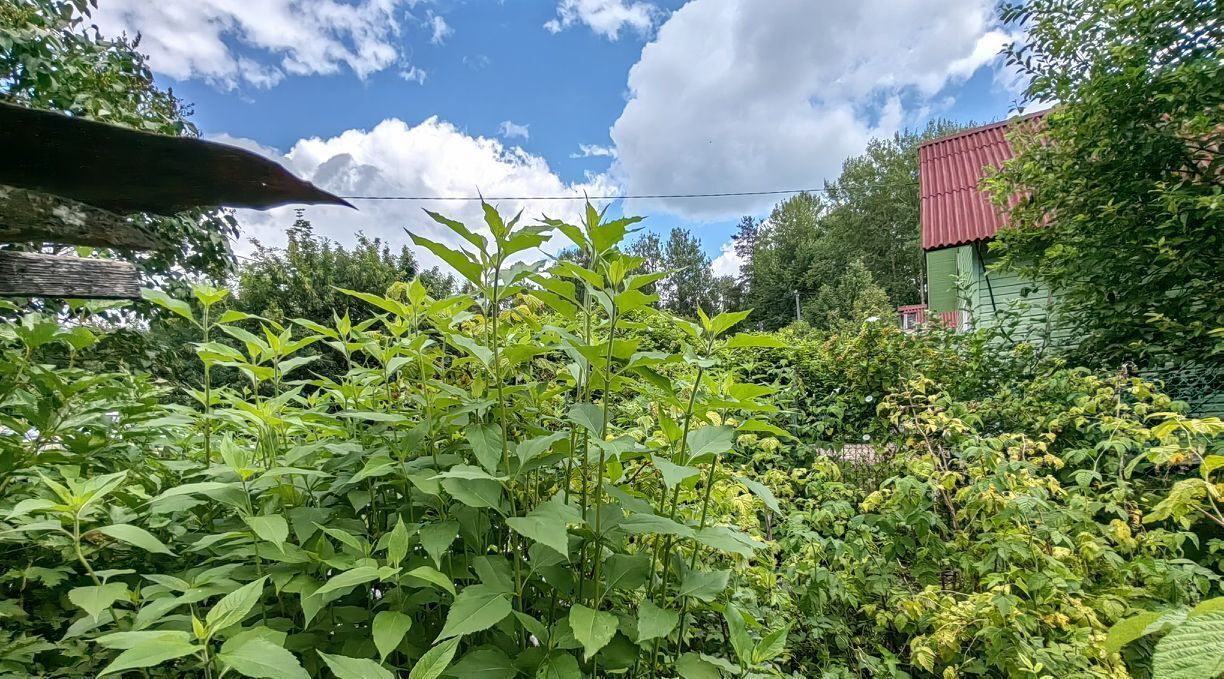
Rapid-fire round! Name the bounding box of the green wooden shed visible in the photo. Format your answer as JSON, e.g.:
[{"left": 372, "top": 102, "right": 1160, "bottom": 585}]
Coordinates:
[{"left": 902, "top": 112, "right": 1064, "bottom": 346}]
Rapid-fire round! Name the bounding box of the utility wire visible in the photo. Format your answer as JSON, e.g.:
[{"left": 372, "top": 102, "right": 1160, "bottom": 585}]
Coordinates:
[{"left": 336, "top": 184, "right": 917, "bottom": 202}]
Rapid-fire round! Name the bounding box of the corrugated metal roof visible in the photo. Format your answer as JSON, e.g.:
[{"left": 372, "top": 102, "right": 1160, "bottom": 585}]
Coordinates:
[{"left": 919, "top": 110, "right": 1048, "bottom": 251}]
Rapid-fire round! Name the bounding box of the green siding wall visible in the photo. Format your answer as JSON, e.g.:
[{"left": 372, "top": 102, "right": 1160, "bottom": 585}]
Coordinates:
[
  {"left": 924, "top": 244, "right": 1069, "bottom": 349},
  {"left": 926, "top": 247, "right": 962, "bottom": 313},
  {"left": 965, "top": 247, "right": 1069, "bottom": 346}
]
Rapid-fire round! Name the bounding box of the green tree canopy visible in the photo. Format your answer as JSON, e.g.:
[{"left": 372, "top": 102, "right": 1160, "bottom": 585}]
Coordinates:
[
  {"left": 803, "top": 259, "right": 894, "bottom": 332},
  {"left": 660, "top": 227, "right": 716, "bottom": 317},
  {"left": 235, "top": 216, "right": 452, "bottom": 324},
  {"left": 742, "top": 121, "right": 967, "bottom": 331},
  {"left": 989, "top": 0, "right": 1223, "bottom": 366}
]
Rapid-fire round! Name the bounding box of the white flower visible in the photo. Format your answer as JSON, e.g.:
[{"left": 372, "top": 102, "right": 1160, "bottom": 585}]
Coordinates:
[
  {"left": 865, "top": 395, "right": 874, "bottom": 403},
  {"left": 862, "top": 434, "right": 871, "bottom": 442},
  {"left": 866, "top": 316, "right": 880, "bottom": 323}
]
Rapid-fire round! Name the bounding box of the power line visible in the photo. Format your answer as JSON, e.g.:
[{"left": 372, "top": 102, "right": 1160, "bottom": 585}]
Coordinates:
[{"left": 335, "top": 184, "right": 917, "bottom": 202}]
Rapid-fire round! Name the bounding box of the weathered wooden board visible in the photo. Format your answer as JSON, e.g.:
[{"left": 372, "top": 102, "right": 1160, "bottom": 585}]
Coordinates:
[
  {"left": 0, "top": 185, "right": 162, "bottom": 249},
  {"left": 0, "top": 250, "right": 140, "bottom": 299}
]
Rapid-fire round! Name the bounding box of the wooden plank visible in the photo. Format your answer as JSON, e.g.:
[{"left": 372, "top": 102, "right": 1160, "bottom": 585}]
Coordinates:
[
  {"left": 0, "top": 185, "right": 162, "bottom": 249},
  {"left": 0, "top": 251, "right": 140, "bottom": 299}
]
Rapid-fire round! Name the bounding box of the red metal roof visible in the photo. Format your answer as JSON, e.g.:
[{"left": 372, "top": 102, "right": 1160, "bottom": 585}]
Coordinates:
[{"left": 919, "top": 110, "right": 1048, "bottom": 251}]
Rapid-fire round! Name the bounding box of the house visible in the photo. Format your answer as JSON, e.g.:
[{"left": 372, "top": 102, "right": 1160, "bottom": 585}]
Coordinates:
[{"left": 902, "top": 111, "right": 1061, "bottom": 343}]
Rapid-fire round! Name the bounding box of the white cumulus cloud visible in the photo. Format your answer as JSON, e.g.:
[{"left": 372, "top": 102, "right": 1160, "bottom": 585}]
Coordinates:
[
  {"left": 218, "top": 118, "right": 616, "bottom": 272},
  {"left": 609, "top": 0, "right": 1015, "bottom": 219},
  {"left": 709, "top": 240, "right": 743, "bottom": 279},
  {"left": 498, "top": 120, "right": 530, "bottom": 140},
  {"left": 91, "top": 0, "right": 416, "bottom": 89},
  {"left": 571, "top": 144, "right": 618, "bottom": 159},
  {"left": 544, "top": 0, "right": 659, "bottom": 40}
]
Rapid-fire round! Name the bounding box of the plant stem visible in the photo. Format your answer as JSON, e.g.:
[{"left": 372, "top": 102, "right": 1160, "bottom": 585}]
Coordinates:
[
  {"left": 72, "top": 515, "right": 101, "bottom": 586},
  {"left": 591, "top": 307, "right": 619, "bottom": 607}
]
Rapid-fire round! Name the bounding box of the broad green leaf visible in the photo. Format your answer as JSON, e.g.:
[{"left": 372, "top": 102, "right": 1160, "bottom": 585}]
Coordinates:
[
  {"left": 448, "top": 648, "right": 517, "bottom": 678},
  {"left": 317, "top": 525, "right": 366, "bottom": 553},
  {"left": 405, "top": 566, "right": 456, "bottom": 595},
  {"left": 408, "top": 636, "right": 461, "bottom": 679},
  {"left": 437, "top": 585, "right": 512, "bottom": 640},
  {"left": 419, "top": 521, "right": 461, "bottom": 568},
  {"left": 637, "top": 600, "right": 679, "bottom": 643},
  {"left": 1193, "top": 598, "right": 1224, "bottom": 617},
  {"left": 441, "top": 475, "right": 503, "bottom": 510},
  {"left": 723, "top": 604, "right": 754, "bottom": 666},
  {"left": 5, "top": 498, "right": 57, "bottom": 519},
  {"left": 408, "top": 232, "right": 483, "bottom": 285},
  {"left": 569, "top": 604, "right": 617, "bottom": 660},
  {"left": 77, "top": 471, "right": 128, "bottom": 511},
  {"left": 245, "top": 515, "right": 289, "bottom": 548},
  {"left": 313, "top": 566, "right": 381, "bottom": 599},
  {"left": 1152, "top": 610, "right": 1224, "bottom": 679},
  {"left": 704, "top": 310, "right": 752, "bottom": 336},
  {"left": 338, "top": 288, "right": 408, "bottom": 317},
  {"left": 96, "top": 630, "right": 193, "bottom": 650},
  {"left": 677, "top": 569, "right": 730, "bottom": 602},
  {"left": 318, "top": 652, "right": 395, "bottom": 679},
  {"left": 735, "top": 419, "right": 796, "bottom": 440},
  {"left": 515, "top": 432, "right": 568, "bottom": 467},
  {"left": 220, "top": 627, "right": 287, "bottom": 654},
  {"left": 218, "top": 637, "right": 309, "bottom": 679},
  {"left": 733, "top": 475, "right": 782, "bottom": 514},
  {"left": 373, "top": 611, "right": 413, "bottom": 660},
  {"left": 141, "top": 288, "right": 196, "bottom": 324},
  {"left": 192, "top": 283, "right": 229, "bottom": 307},
  {"left": 95, "top": 524, "right": 175, "bottom": 556},
  {"left": 1203, "top": 455, "right": 1224, "bottom": 479},
  {"left": 466, "top": 424, "right": 504, "bottom": 474},
  {"left": 601, "top": 553, "right": 650, "bottom": 591},
  {"left": 694, "top": 526, "right": 765, "bottom": 558},
  {"left": 1105, "top": 610, "right": 1166, "bottom": 653},
  {"left": 674, "top": 652, "right": 721, "bottom": 679},
  {"left": 506, "top": 497, "right": 583, "bottom": 559},
  {"left": 447, "top": 334, "right": 494, "bottom": 366},
  {"left": 150, "top": 482, "right": 239, "bottom": 505},
  {"left": 651, "top": 455, "right": 701, "bottom": 490},
  {"left": 99, "top": 635, "right": 200, "bottom": 676},
  {"left": 386, "top": 519, "right": 410, "bottom": 568},
  {"left": 568, "top": 403, "right": 605, "bottom": 439},
  {"left": 535, "top": 651, "right": 581, "bottom": 679},
  {"left": 685, "top": 426, "right": 734, "bottom": 461},
  {"left": 206, "top": 576, "right": 268, "bottom": 633},
  {"left": 69, "top": 583, "right": 129, "bottom": 618},
  {"left": 752, "top": 625, "right": 789, "bottom": 664},
  {"left": 619, "top": 513, "right": 694, "bottom": 539},
  {"left": 216, "top": 309, "right": 259, "bottom": 324},
  {"left": 340, "top": 411, "right": 410, "bottom": 424},
  {"left": 432, "top": 466, "right": 507, "bottom": 482}
]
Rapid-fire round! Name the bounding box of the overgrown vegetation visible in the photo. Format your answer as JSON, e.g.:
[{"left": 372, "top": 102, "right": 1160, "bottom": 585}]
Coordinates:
[
  {"left": 3, "top": 206, "right": 1223, "bottom": 678},
  {"left": 989, "top": 0, "right": 1223, "bottom": 366}
]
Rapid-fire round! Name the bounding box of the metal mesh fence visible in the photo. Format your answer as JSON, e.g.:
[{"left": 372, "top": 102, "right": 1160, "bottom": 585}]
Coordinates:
[{"left": 1140, "top": 363, "right": 1224, "bottom": 417}]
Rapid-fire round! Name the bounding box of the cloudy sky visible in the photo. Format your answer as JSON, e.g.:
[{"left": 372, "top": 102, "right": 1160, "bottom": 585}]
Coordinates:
[{"left": 92, "top": 0, "right": 1023, "bottom": 277}]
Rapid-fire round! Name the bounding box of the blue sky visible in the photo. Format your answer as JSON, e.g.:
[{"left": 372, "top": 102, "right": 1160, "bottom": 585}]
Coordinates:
[{"left": 93, "top": 0, "right": 1022, "bottom": 276}]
